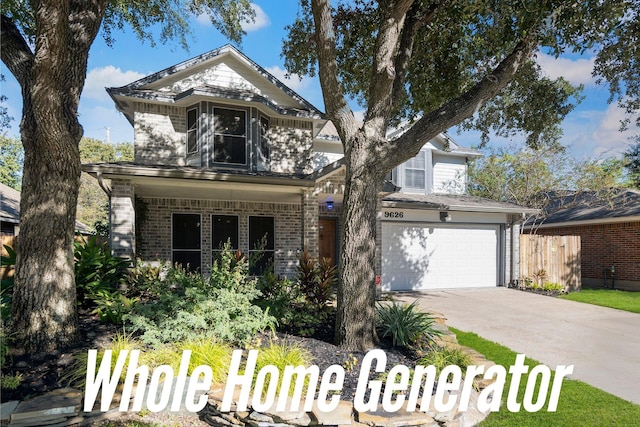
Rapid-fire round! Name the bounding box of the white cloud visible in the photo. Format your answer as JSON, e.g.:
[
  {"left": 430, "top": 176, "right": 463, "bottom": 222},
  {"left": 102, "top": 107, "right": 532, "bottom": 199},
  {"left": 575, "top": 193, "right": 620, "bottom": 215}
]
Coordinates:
[
  {"left": 536, "top": 53, "right": 596, "bottom": 86},
  {"left": 83, "top": 66, "right": 145, "bottom": 102},
  {"left": 563, "top": 104, "right": 638, "bottom": 159},
  {"left": 197, "top": 3, "right": 270, "bottom": 32},
  {"left": 241, "top": 3, "right": 270, "bottom": 32},
  {"left": 265, "top": 66, "right": 310, "bottom": 92}
]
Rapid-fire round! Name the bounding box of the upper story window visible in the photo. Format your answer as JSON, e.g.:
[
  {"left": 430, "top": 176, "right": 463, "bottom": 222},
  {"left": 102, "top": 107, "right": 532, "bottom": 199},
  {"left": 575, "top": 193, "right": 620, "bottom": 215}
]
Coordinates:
[
  {"left": 259, "top": 116, "right": 270, "bottom": 162},
  {"left": 404, "top": 150, "right": 427, "bottom": 191},
  {"left": 212, "top": 107, "right": 247, "bottom": 165},
  {"left": 187, "top": 107, "right": 198, "bottom": 154}
]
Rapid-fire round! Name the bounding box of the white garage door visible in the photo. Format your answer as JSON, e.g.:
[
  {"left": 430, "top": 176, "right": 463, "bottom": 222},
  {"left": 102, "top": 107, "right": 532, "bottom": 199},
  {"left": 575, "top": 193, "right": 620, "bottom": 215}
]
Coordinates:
[{"left": 382, "top": 223, "right": 499, "bottom": 291}]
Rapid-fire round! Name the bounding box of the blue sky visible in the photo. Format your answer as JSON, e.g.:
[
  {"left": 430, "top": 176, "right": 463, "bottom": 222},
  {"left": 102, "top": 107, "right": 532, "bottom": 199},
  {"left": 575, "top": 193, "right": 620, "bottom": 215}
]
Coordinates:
[{"left": 1, "top": 1, "right": 638, "bottom": 160}]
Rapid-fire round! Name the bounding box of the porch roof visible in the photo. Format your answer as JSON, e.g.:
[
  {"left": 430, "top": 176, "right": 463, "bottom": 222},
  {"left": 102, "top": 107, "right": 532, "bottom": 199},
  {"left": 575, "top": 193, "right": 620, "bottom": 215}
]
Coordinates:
[{"left": 83, "top": 162, "right": 315, "bottom": 203}]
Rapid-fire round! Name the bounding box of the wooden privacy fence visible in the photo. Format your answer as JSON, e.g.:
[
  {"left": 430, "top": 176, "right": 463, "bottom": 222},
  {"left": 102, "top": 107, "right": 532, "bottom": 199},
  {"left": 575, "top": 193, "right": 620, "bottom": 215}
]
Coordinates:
[{"left": 520, "top": 234, "right": 581, "bottom": 292}]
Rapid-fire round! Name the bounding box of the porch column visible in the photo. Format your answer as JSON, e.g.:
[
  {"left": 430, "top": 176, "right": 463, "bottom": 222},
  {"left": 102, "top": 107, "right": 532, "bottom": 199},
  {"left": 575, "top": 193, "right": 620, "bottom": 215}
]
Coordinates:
[
  {"left": 110, "top": 179, "right": 136, "bottom": 259},
  {"left": 302, "top": 188, "right": 319, "bottom": 258}
]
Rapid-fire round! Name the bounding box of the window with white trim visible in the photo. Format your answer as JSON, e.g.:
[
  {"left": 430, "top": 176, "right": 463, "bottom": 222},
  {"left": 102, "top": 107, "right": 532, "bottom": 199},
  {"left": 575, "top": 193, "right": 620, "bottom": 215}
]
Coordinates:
[{"left": 404, "top": 150, "right": 427, "bottom": 191}]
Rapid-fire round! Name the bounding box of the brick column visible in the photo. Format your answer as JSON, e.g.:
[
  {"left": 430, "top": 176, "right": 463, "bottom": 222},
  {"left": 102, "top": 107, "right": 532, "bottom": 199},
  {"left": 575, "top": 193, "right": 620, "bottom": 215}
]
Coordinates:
[
  {"left": 301, "top": 189, "right": 319, "bottom": 258},
  {"left": 110, "top": 179, "right": 136, "bottom": 259}
]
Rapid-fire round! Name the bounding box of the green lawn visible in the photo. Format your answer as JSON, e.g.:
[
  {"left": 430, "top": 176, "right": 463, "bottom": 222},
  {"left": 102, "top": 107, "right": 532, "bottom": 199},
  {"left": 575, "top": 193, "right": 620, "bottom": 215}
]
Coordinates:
[
  {"left": 450, "top": 327, "right": 640, "bottom": 427},
  {"left": 558, "top": 289, "right": 640, "bottom": 314}
]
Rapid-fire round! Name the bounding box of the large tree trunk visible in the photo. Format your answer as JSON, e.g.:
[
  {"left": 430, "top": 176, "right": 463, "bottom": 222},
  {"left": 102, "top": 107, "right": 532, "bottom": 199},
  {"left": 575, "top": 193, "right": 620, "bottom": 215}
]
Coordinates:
[
  {"left": 12, "top": 109, "right": 82, "bottom": 352},
  {"left": 334, "top": 140, "right": 385, "bottom": 350},
  {"left": 2, "top": 2, "right": 106, "bottom": 353}
]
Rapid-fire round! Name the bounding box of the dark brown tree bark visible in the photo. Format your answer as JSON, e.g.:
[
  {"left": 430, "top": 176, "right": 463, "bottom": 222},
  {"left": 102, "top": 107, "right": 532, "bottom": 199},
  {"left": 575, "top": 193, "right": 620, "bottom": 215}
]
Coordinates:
[
  {"left": 310, "top": 0, "right": 539, "bottom": 350},
  {"left": 1, "top": 1, "right": 107, "bottom": 352}
]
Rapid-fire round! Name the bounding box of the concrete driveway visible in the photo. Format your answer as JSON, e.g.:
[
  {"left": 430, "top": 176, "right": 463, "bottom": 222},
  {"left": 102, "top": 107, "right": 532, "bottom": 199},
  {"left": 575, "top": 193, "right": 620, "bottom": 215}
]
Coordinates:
[{"left": 397, "top": 287, "right": 640, "bottom": 405}]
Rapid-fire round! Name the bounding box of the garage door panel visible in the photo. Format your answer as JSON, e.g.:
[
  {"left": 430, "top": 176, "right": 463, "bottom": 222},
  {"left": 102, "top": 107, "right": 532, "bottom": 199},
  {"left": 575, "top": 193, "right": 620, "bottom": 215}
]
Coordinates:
[{"left": 382, "top": 223, "right": 498, "bottom": 291}]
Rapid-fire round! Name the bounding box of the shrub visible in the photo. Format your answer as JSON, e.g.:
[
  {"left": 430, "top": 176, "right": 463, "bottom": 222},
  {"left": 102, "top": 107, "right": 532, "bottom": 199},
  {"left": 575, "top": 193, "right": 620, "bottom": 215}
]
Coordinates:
[
  {"left": 74, "top": 235, "right": 131, "bottom": 308},
  {"left": 121, "top": 261, "right": 165, "bottom": 299},
  {"left": 542, "top": 282, "right": 565, "bottom": 292},
  {"left": 257, "top": 260, "right": 335, "bottom": 337},
  {"left": 418, "top": 346, "right": 472, "bottom": 377},
  {"left": 1, "top": 245, "right": 16, "bottom": 323},
  {"left": 92, "top": 290, "right": 138, "bottom": 324},
  {"left": 376, "top": 301, "right": 441, "bottom": 348},
  {"left": 142, "top": 339, "right": 232, "bottom": 382},
  {"left": 1, "top": 372, "right": 23, "bottom": 390},
  {"left": 126, "top": 247, "right": 274, "bottom": 347},
  {"left": 254, "top": 342, "right": 313, "bottom": 396},
  {"left": 65, "top": 332, "right": 143, "bottom": 387},
  {"left": 296, "top": 250, "right": 336, "bottom": 310}
]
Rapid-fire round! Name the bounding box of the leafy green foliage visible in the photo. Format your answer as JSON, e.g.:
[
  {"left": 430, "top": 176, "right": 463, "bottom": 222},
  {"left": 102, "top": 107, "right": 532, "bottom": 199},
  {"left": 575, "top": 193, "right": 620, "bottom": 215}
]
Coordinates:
[
  {"left": 91, "top": 290, "right": 138, "bottom": 325},
  {"left": 375, "top": 301, "right": 441, "bottom": 349},
  {"left": 624, "top": 140, "right": 640, "bottom": 189},
  {"left": 0, "top": 372, "right": 22, "bottom": 390},
  {"left": 65, "top": 332, "right": 144, "bottom": 387},
  {"left": 0, "top": 135, "right": 23, "bottom": 190},
  {"left": 418, "top": 346, "right": 472, "bottom": 377},
  {"left": 126, "top": 246, "right": 274, "bottom": 347},
  {"left": 77, "top": 138, "right": 134, "bottom": 233},
  {"left": 257, "top": 251, "right": 337, "bottom": 337},
  {"left": 74, "top": 236, "right": 132, "bottom": 309},
  {"left": 296, "top": 250, "right": 337, "bottom": 311},
  {"left": 254, "top": 342, "right": 313, "bottom": 396},
  {"left": 283, "top": 1, "right": 627, "bottom": 147},
  {"left": 1, "top": 245, "right": 16, "bottom": 324}
]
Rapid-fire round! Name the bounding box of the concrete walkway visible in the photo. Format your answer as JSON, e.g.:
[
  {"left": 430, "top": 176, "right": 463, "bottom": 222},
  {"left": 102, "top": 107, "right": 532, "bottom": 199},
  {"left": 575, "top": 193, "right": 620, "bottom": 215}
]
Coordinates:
[{"left": 397, "top": 287, "right": 640, "bottom": 405}]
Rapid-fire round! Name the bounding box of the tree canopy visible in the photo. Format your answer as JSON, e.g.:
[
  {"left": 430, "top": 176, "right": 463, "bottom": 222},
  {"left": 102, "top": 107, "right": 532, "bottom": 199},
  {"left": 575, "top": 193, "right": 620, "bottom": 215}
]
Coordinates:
[
  {"left": 284, "top": 0, "right": 636, "bottom": 150},
  {"left": 467, "top": 146, "right": 626, "bottom": 228},
  {"left": 282, "top": 0, "right": 639, "bottom": 349},
  {"left": 0, "top": 135, "right": 23, "bottom": 190},
  {"left": 624, "top": 139, "right": 640, "bottom": 188}
]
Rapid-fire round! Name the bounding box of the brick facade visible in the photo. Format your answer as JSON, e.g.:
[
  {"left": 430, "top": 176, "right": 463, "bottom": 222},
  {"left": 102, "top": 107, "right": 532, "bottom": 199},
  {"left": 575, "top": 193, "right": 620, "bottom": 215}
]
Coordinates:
[
  {"left": 136, "top": 197, "right": 304, "bottom": 277},
  {"left": 536, "top": 221, "right": 640, "bottom": 290},
  {"left": 110, "top": 180, "right": 135, "bottom": 259}
]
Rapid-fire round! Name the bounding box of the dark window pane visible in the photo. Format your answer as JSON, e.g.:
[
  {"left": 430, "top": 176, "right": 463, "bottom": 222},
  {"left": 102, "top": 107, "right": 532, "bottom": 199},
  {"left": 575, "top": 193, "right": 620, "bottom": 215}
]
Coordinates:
[
  {"left": 172, "top": 251, "right": 201, "bottom": 272},
  {"left": 249, "top": 216, "right": 274, "bottom": 250},
  {"left": 214, "top": 108, "right": 246, "bottom": 136},
  {"left": 213, "top": 135, "right": 246, "bottom": 164},
  {"left": 259, "top": 116, "right": 270, "bottom": 161},
  {"left": 212, "top": 215, "right": 239, "bottom": 249},
  {"left": 187, "top": 108, "right": 198, "bottom": 154},
  {"left": 172, "top": 214, "right": 201, "bottom": 250},
  {"left": 249, "top": 216, "right": 275, "bottom": 276}
]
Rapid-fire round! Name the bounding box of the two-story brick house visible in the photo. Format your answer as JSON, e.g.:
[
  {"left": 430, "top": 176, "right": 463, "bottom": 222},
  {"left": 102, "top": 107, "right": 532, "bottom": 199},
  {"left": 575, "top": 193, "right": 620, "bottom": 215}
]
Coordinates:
[{"left": 84, "top": 44, "right": 535, "bottom": 291}]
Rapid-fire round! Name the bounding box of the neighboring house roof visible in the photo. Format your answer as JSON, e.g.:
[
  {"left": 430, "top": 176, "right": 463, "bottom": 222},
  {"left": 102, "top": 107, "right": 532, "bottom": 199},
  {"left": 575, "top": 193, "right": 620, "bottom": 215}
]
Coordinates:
[
  {"left": 0, "top": 182, "right": 92, "bottom": 234},
  {"left": 0, "top": 182, "right": 20, "bottom": 224},
  {"left": 532, "top": 189, "right": 640, "bottom": 228},
  {"left": 107, "top": 44, "right": 325, "bottom": 126},
  {"left": 383, "top": 192, "right": 539, "bottom": 214}
]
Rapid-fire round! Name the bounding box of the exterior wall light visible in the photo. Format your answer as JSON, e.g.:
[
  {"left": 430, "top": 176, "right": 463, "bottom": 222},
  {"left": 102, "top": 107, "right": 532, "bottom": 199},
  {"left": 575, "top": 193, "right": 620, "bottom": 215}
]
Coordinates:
[{"left": 326, "top": 198, "right": 334, "bottom": 211}]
